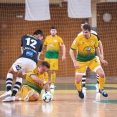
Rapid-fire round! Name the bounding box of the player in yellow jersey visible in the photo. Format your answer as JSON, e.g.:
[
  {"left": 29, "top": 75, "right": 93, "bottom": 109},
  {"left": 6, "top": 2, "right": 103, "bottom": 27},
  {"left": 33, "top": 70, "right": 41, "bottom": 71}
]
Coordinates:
[
  {"left": 15, "top": 61, "right": 53, "bottom": 101},
  {"left": 43, "top": 26, "right": 66, "bottom": 89},
  {"left": 78, "top": 21, "right": 104, "bottom": 93},
  {"left": 69, "top": 24, "right": 108, "bottom": 99}
]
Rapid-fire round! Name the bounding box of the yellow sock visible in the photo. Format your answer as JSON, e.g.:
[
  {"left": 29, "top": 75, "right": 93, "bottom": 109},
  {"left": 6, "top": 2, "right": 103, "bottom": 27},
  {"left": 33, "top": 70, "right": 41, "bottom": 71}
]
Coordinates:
[
  {"left": 99, "top": 77, "right": 105, "bottom": 90},
  {"left": 75, "top": 81, "right": 82, "bottom": 91},
  {"left": 51, "top": 73, "right": 56, "bottom": 85}
]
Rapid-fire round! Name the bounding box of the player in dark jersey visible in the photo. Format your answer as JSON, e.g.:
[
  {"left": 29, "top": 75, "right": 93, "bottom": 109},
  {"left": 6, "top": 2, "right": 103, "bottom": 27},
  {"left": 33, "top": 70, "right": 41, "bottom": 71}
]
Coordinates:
[
  {"left": 20, "top": 34, "right": 43, "bottom": 64},
  {"left": 0, "top": 29, "right": 44, "bottom": 102}
]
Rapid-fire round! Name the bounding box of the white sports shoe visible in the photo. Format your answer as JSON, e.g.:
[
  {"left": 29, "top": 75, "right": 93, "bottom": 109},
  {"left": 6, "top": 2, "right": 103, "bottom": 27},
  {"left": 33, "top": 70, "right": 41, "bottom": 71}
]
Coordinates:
[
  {"left": 50, "top": 85, "right": 56, "bottom": 89},
  {"left": 82, "top": 87, "right": 86, "bottom": 97},
  {"left": 95, "top": 84, "right": 99, "bottom": 93},
  {"left": 24, "top": 89, "right": 35, "bottom": 102},
  {"left": 82, "top": 87, "right": 86, "bottom": 93},
  {"left": 2, "top": 96, "right": 15, "bottom": 102},
  {"left": 0, "top": 90, "right": 12, "bottom": 98},
  {"left": 50, "top": 89, "right": 55, "bottom": 94}
]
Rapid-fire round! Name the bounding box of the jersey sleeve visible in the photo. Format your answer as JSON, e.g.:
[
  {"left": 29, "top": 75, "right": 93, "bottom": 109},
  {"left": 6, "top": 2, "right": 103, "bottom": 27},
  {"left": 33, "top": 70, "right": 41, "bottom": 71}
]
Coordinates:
[
  {"left": 96, "top": 35, "right": 100, "bottom": 41},
  {"left": 44, "top": 37, "right": 48, "bottom": 46},
  {"left": 70, "top": 37, "right": 78, "bottom": 50},
  {"left": 27, "top": 67, "right": 37, "bottom": 78},
  {"left": 59, "top": 37, "right": 64, "bottom": 45},
  {"left": 26, "top": 71, "right": 35, "bottom": 80},
  {"left": 91, "top": 30, "right": 100, "bottom": 41},
  {"left": 38, "top": 43, "right": 43, "bottom": 52},
  {"left": 95, "top": 37, "right": 99, "bottom": 48},
  {"left": 93, "top": 34, "right": 100, "bottom": 41}
]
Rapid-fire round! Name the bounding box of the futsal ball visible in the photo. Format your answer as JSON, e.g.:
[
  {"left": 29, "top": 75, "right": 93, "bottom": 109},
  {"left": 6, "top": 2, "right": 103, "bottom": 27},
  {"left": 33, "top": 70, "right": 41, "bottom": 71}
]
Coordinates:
[{"left": 42, "top": 92, "right": 53, "bottom": 103}]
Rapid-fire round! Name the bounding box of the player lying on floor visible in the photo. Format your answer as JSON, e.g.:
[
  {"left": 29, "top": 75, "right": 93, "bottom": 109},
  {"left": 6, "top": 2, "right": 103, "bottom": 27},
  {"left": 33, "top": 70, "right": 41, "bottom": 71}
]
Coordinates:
[{"left": 14, "top": 61, "right": 53, "bottom": 102}]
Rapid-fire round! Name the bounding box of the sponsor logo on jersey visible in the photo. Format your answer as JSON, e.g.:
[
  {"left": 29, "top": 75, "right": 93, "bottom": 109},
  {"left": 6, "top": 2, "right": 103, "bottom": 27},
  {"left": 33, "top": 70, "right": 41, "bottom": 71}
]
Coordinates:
[
  {"left": 54, "top": 40, "right": 57, "bottom": 42},
  {"left": 26, "top": 50, "right": 33, "bottom": 57},
  {"left": 50, "top": 44, "right": 53, "bottom": 47}
]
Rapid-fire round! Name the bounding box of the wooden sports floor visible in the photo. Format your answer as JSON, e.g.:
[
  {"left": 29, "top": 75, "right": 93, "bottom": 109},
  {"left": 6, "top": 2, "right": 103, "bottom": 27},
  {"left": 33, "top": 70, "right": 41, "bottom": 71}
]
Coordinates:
[{"left": 0, "top": 83, "right": 117, "bottom": 117}]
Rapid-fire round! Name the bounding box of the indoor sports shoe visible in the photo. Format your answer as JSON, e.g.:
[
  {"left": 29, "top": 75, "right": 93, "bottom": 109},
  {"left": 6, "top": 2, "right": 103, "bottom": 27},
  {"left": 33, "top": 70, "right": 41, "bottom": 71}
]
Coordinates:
[
  {"left": 99, "top": 89, "right": 108, "bottom": 97},
  {"left": 95, "top": 83, "right": 99, "bottom": 93},
  {"left": 78, "top": 90, "right": 84, "bottom": 99},
  {"left": 50, "top": 89, "right": 55, "bottom": 94},
  {"left": 2, "top": 96, "right": 15, "bottom": 102},
  {"left": 50, "top": 85, "right": 56, "bottom": 89},
  {"left": 82, "top": 87, "right": 86, "bottom": 93},
  {"left": 0, "top": 90, "right": 12, "bottom": 98},
  {"left": 24, "top": 89, "right": 35, "bottom": 102}
]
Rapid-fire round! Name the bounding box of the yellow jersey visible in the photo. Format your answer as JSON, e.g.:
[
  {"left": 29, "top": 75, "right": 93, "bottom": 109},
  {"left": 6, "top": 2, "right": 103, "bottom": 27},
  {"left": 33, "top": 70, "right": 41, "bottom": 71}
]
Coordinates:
[
  {"left": 25, "top": 67, "right": 48, "bottom": 91},
  {"left": 71, "top": 34, "right": 98, "bottom": 62},
  {"left": 44, "top": 35, "right": 64, "bottom": 59}
]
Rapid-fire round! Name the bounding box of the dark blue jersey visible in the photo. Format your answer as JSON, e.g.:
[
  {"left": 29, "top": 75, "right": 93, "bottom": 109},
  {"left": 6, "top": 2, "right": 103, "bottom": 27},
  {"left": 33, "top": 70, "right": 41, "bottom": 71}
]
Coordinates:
[{"left": 19, "top": 34, "right": 43, "bottom": 64}]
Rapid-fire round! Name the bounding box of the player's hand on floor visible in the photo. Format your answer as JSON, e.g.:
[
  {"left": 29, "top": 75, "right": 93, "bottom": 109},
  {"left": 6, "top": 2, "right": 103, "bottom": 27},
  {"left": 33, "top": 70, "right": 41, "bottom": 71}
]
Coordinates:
[{"left": 15, "top": 96, "right": 22, "bottom": 101}]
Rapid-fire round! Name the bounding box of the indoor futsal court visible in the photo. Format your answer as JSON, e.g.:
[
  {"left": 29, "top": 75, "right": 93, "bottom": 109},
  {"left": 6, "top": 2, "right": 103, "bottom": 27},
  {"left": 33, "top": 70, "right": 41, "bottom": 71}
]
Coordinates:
[{"left": 0, "top": 0, "right": 117, "bottom": 117}]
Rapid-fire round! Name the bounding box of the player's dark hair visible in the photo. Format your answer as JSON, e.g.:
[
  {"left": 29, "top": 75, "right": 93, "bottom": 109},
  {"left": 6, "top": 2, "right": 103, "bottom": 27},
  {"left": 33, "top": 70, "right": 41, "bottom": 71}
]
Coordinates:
[
  {"left": 81, "top": 21, "right": 88, "bottom": 25},
  {"left": 40, "top": 61, "right": 50, "bottom": 69},
  {"left": 83, "top": 24, "right": 91, "bottom": 31},
  {"left": 33, "top": 30, "right": 44, "bottom": 37},
  {"left": 50, "top": 26, "right": 57, "bottom": 30}
]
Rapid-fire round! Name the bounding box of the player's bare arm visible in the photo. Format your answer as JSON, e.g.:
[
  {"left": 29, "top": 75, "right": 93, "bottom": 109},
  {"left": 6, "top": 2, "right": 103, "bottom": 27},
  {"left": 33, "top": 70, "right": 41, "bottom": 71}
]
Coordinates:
[
  {"left": 21, "top": 47, "right": 23, "bottom": 54},
  {"left": 98, "top": 40, "right": 104, "bottom": 59},
  {"left": 37, "top": 52, "right": 42, "bottom": 61},
  {"left": 96, "top": 47, "right": 108, "bottom": 66},
  {"left": 61, "top": 44, "right": 66, "bottom": 61},
  {"left": 41, "top": 45, "right": 46, "bottom": 54},
  {"left": 31, "top": 75, "right": 52, "bottom": 85},
  {"left": 69, "top": 49, "right": 80, "bottom": 69}
]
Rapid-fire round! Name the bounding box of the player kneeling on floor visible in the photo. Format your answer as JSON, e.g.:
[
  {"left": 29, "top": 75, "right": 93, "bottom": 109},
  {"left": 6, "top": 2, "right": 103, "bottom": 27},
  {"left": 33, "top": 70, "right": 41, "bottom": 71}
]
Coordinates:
[{"left": 15, "top": 61, "right": 53, "bottom": 102}]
